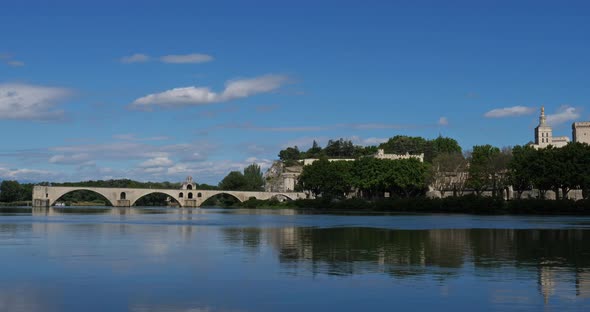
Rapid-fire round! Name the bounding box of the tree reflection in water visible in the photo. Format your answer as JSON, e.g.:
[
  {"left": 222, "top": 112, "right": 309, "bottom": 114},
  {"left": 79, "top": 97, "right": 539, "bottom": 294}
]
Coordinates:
[{"left": 222, "top": 227, "right": 590, "bottom": 301}]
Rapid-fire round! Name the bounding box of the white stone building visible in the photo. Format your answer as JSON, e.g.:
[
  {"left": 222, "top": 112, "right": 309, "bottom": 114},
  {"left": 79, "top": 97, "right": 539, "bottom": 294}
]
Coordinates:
[
  {"left": 302, "top": 158, "right": 356, "bottom": 166},
  {"left": 573, "top": 122, "right": 590, "bottom": 145},
  {"left": 530, "top": 106, "right": 570, "bottom": 149},
  {"left": 373, "top": 149, "right": 424, "bottom": 162}
]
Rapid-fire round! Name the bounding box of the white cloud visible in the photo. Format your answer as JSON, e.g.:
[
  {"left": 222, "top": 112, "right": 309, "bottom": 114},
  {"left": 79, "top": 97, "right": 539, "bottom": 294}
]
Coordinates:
[
  {"left": 162, "top": 157, "right": 273, "bottom": 179},
  {"left": 131, "top": 86, "right": 218, "bottom": 109},
  {"left": 139, "top": 157, "right": 174, "bottom": 168},
  {"left": 160, "top": 53, "right": 213, "bottom": 64},
  {"left": 361, "top": 137, "right": 388, "bottom": 145},
  {"left": 484, "top": 106, "right": 536, "bottom": 118},
  {"left": 0, "top": 83, "right": 70, "bottom": 120},
  {"left": 113, "top": 134, "right": 170, "bottom": 141},
  {"left": 180, "top": 152, "right": 207, "bottom": 162},
  {"left": 438, "top": 117, "right": 449, "bottom": 126},
  {"left": 49, "top": 153, "right": 91, "bottom": 165},
  {"left": 129, "top": 75, "right": 288, "bottom": 109},
  {"left": 120, "top": 53, "right": 150, "bottom": 64},
  {"left": 0, "top": 167, "right": 59, "bottom": 181},
  {"left": 350, "top": 123, "right": 406, "bottom": 130},
  {"left": 6, "top": 60, "right": 24, "bottom": 67},
  {"left": 547, "top": 106, "right": 580, "bottom": 126},
  {"left": 221, "top": 75, "right": 287, "bottom": 100}
]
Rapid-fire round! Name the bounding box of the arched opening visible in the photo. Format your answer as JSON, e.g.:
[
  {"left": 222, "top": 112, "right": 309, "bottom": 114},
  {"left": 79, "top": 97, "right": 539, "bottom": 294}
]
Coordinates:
[
  {"left": 134, "top": 192, "right": 182, "bottom": 207},
  {"left": 271, "top": 194, "right": 294, "bottom": 202},
  {"left": 52, "top": 189, "right": 114, "bottom": 207},
  {"left": 197, "top": 192, "right": 202, "bottom": 198},
  {"left": 188, "top": 192, "right": 193, "bottom": 199},
  {"left": 201, "top": 193, "right": 242, "bottom": 208},
  {"left": 120, "top": 192, "right": 126, "bottom": 200},
  {"left": 187, "top": 184, "right": 193, "bottom": 190},
  {"left": 179, "top": 192, "right": 184, "bottom": 198}
]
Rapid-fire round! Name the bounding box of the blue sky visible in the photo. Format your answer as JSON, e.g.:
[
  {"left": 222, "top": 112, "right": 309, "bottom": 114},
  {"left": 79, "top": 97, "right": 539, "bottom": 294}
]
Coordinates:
[{"left": 1, "top": 0, "right": 589, "bottom": 184}]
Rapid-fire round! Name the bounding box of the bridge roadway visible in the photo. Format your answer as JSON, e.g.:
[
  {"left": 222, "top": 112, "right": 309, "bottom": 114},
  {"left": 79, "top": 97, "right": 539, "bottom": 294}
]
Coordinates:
[{"left": 32, "top": 185, "right": 308, "bottom": 208}]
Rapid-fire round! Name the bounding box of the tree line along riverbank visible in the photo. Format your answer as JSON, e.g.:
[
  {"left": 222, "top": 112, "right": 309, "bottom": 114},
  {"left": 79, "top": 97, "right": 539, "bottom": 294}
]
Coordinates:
[
  {"left": 239, "top": 196, "right": 590, "bottom": 215},
  {"left": 278, "top": 136, "right": 590, "bottom": 201}
]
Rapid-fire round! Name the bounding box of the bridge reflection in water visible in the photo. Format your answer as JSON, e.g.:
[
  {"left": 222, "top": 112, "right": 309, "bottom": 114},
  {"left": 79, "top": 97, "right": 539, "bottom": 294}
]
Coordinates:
[{"left": 8, "top": 206, "right": 590, "bottom": 306}]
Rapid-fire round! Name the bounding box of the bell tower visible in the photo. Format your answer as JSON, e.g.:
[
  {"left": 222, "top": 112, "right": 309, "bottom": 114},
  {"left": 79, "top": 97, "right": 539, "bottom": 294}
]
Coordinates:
[{"left": 534, "top": 106, "right": 552, "bottom": 148}]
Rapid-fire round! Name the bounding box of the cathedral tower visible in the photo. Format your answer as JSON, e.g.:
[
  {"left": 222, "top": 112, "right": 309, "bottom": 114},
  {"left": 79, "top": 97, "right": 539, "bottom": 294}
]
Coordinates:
[{"left": 535, "top": 106, "right": 553, "bottom": 148}]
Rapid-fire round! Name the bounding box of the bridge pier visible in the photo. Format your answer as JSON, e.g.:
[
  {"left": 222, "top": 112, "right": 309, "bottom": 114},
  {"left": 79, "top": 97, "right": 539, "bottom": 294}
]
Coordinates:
[
  {"left": 33, "top": 199, "right": 50, "bottom": 208},
  {"left": 184, "top": 199, "right": 197, "bottom": 208},
  {"left": 116, "top": 200, "right": 131, "bottom": 207}
]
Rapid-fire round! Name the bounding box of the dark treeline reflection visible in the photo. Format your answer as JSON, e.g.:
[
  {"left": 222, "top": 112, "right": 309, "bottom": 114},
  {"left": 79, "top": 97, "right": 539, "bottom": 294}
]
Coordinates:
[
  {"left": 222, "top": 227, "right": 590, "bottom": 302},
  {"left": 223, "top": 227, "right": 590, "bottom": 276}
]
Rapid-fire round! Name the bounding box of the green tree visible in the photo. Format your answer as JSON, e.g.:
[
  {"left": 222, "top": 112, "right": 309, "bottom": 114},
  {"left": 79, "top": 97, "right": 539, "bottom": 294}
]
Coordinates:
[
  {"left": 350, "top": 157, "right": 386, "bottom": 199},
  {"left": 305, "top": 140, "right": 323, "bottom": 158},
  {"left": 529, "top": 147, "right": 555, "bottom": 199},
  {"left": 243, "top": 163, "right": 264, "bottom": 191},
  {"left": 551, "top": 143, "right": 590, "bottom": 199},
  {"left": 278, "top": 146, "right": 302, "bottom": 164},
  {"left": 298, "top": 158, "right": 331, "bottom": 197},
  {"left": 353, "top": 145, "right": 379, "bottom": 158},
  {"left": 466, "top": 145, "right": 501, "bottom": 196},
  {"left": 379, "top": 136, "right": 428, "bottom": 156},
  {"left": 430, "top": 152, "right": 468, "bottom": 197},
  {"left": 508, "top": 145, "right": 536, "bottom": 199},
  {"left": 490, "top": 147, "right": 512, "bottom": 198},
  {"left": 0, "top": 180, "right": 24, "bottom": 202},
  {"left": 430, "top": 136, "right": 462, "bottom": 159},
  {"left": 324, "top": 139, "right": 355, "bottom": 158},
  {"left": 382, "top": 159, "right": 430, "bottom": 197},
  {"left": 298, "top": 159, "right": 353, "bottom": 198},
  {"left": 219, "top": 171, "right": 248, "bottom": 191}
]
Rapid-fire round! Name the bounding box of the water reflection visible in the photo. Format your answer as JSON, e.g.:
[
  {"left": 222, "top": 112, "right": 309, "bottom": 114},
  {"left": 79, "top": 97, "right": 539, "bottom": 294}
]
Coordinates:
[
  {"left": 224, "top": 226, "right": 590, "bottom": 302},
  {"left": 1, "top": 206, "right": 590, "bottom": 310},
  {"left": 29, "top": 207, "right": 169, "bottom": 216}
]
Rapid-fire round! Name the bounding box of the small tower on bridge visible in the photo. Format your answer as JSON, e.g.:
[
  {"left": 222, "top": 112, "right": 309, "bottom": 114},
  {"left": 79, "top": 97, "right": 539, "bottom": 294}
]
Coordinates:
[{"left": 181, "top": 176, "right": 196, "bottom": 190}]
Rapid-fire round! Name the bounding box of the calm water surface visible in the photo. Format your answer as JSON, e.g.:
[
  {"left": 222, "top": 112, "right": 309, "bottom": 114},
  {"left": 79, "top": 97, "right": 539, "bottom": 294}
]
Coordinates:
[{"left": 2, "top": 206, "right": 590, "bottom": 311}]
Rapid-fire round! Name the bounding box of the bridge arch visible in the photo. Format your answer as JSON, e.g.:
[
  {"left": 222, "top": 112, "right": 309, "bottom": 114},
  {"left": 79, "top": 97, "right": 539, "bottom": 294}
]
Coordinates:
[
  {"left": 50, "top": 188, "right": 116, "bottom": 207},
  {"left": 130, "top": 191, "right": 182, "bottom": 207},
  {"left": 270, "top": 193, "right": 295, "bottom": 201},
  {"left": 200, "top": 192, "right": 245, "bottom": 206}
]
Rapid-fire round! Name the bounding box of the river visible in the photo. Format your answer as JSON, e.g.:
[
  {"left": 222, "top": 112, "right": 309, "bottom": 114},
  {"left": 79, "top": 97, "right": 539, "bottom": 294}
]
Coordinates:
[{"left": 1, "top": 206, "right": 590, "bottom": 311}]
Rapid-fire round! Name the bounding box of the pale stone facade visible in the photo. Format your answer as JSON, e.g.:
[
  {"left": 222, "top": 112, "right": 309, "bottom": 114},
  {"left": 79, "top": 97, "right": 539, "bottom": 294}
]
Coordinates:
[
  {"left": 531, "top": 106, "right": 570, "bottom": 149},
  {"left": 180, "top": 176, "right": 196, "bottom": 190},
  {"left": 282, "top": 172, "right": 298, "bottom": 192},
  {"left": 373, "top": 149, "right": 424, "bottom": 162},
  {"left": 573, "top": 122, "right": 590, "bottom": 145},
  {"left": 302, "top": 158, "right": 356, "bottom": 166},
  {"left": 302, "top": 150, "right": 424, "bottom": 166},
  {"left": 264, "top": 162, "right": 304, "bottom": 193}
]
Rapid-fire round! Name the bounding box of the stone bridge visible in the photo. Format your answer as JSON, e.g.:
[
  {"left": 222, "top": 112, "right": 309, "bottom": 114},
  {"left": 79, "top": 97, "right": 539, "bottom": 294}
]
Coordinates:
[{"left": 32, "top": 185, "right": 308, "bottom": 208}]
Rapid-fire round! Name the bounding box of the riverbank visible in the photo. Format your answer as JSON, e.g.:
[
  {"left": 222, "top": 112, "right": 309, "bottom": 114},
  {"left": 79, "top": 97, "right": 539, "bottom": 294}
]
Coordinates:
[
  {"left": 0, "top": 201, "right": 31, "bottom": 207},
  {"left": 240, "top": 196, "right": 590, "bottom": 215}
]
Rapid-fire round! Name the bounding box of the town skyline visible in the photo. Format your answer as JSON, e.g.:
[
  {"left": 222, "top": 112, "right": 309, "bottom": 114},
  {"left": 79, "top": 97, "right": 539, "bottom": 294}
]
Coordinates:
[{"left": 1, "top": 1, "right": 589, "bottom": 184}]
